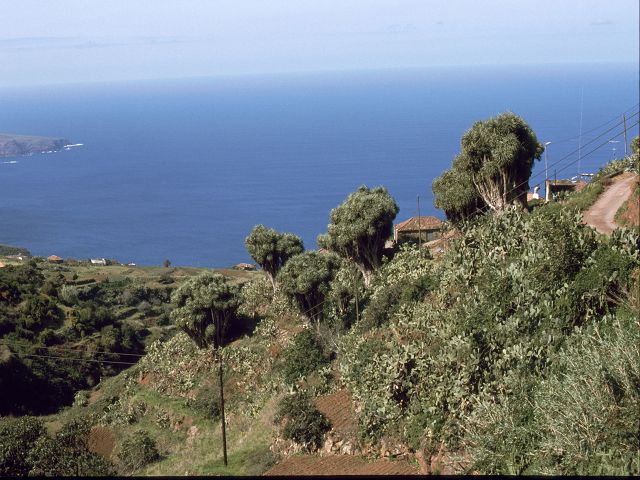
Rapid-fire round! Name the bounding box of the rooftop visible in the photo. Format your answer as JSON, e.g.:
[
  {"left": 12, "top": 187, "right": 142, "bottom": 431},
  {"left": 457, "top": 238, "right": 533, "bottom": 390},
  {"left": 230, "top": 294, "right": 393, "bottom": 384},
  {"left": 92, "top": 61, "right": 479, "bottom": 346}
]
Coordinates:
[{"left": 394, "top": 216, "right": 442, "bottom": 232}]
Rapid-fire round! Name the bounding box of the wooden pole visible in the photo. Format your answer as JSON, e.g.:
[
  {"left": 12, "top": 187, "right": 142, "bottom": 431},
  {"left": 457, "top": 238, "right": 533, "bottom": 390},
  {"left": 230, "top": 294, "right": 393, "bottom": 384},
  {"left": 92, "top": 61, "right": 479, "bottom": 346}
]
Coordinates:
[
  {"left": 354, "top": 269, "right": 359, "bottom": 323},
  {"left": 417, "top": 194, "right": 422, "bottom": 249},
  {"left": 623, "top": 113, "right": 628, "bottom": 157},
  {"left": 216, "top": 315, "right": 228, "bottom": 466}
]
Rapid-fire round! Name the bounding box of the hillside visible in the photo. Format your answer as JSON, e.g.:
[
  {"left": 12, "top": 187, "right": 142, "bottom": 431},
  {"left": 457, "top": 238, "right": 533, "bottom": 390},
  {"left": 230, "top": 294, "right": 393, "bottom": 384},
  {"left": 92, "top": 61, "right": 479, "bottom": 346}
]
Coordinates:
[
  {"left": 1, "top": 154, "right": 638, "bottom": 476},
  {"left": 0, "top": 133, "right": 70, "bottom": 158}
]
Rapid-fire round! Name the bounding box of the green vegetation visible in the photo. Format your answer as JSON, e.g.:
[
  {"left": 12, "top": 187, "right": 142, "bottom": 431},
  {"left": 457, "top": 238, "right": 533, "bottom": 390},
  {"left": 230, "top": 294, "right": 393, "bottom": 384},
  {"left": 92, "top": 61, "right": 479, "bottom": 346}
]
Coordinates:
[
  {"left": 0, "top": 416, "right": 115, "bottom": 476},
  {"left": 1, "top": 119, "right": 637, "bottom": 477},
  {"left": 318, "top": 185, "right": 399, "bottom": 287},
  {"left": 116, "top": 430, "right": 160, "bottom": 473},
  {"left": 278, "top": 251, "right": 341, "bottom": 331},
  {"left": 559, "top": 154, "right": 637, "bottom": 212},
  {"left": 274, "top": 392, "right": 331, "bottom": 451},
  {"left": 433, "top": 112, "right": 543, "bottom": 220},
  {"left": 245, "top": 225, "right": 304, "bottom": 291},
  {"left": 615, "top": 182, "right": 639, "bottom": 227},
  {"left": 631, "top": 135, "right": 639, "bottom": 160},
  {"left": 280, "top": 329, "right": 328, "bottom": 386},
  {"left": 0, "top": 244, "right": 30, "bottom": 256}
]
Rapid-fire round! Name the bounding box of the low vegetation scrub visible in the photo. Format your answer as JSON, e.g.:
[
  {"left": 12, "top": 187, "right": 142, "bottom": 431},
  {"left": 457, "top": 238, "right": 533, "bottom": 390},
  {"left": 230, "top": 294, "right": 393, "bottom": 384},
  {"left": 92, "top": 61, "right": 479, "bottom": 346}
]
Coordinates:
[
  {"left": 116, "top": 430, "right": 160, "bottom": 473},
  {"left": 280, "top": 329, "right": 328, "bottom": 386},
  {"left": 338, "top": 206, "right": 638, "bottom": 474},
  {"left": 0, "top": 416, "right": 47, "bottom": 476},
  {"left": 274, "top": 392, "right": 331, "bottom": 451},
  {"left": 464, "top": 312, "right": 640, "bottom": 475},
  {"left": 0, "top": 416, "right": 115, "bottom": 476}
]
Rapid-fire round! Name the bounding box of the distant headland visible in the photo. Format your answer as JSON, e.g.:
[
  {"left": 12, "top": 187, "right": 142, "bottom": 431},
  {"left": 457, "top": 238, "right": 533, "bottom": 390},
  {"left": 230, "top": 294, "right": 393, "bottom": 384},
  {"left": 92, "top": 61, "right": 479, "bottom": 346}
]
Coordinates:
[{"left": 0, "top": 133, "right": 77, "bottom": 158}]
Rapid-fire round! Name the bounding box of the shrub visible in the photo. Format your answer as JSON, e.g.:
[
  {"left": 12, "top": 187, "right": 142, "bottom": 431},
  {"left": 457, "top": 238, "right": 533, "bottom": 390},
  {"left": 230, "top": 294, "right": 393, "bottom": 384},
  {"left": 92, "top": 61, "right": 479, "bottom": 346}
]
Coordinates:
[
  {"left": 26, "top": 417, "right": 115, "bottom": 476},
  {"left": 190, "top": 382, "right": 221, "bottom": 420},
  {"left": 117, "top": 430, "right": 160, "bottom": 473},
  {"left": 275, "top": 392, "right": 331, "bottom": 451},
  {"left": 280, "top": 329, "right": 328, "bottom": 385},
  {"left": 0, "top": 416, "right": 47, "bottom": 476},
  {"left": 19, "top": 294, "right": 64, "bottom": 332},
  {"left": 238, "top": 276, "right": 274, "bottom": 318},
  {"left": 533, "top": 313, "right": 640, "bottom": 475},
  {"left": 60, "top": 284, "right": 80, "bottom": 306},
  {"left": 73, "top": 390, "right": 90, "bottom": 407},
  {"left": 158, "top": 271, "right": 174, "bottom": 284},
  {"left": 358, "top": 243, "right": 435, "bottom": 332}
]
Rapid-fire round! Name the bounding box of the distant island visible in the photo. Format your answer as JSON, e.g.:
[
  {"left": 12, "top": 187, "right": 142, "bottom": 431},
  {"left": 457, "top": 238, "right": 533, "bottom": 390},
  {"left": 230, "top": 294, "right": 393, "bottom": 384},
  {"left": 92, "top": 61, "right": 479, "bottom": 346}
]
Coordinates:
[{"left": 0, "top": 133, "right": 73, "bottom": 158}]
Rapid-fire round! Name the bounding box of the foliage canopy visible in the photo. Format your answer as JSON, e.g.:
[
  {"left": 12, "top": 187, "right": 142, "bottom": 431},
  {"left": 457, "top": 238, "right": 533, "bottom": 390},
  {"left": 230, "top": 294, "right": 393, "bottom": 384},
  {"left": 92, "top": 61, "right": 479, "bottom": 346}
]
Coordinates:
[
  {"left": 170, "top": 271, "right": 240, "bottom": 349},
  {"left": 245, "top": 225, "right": 304, "bottom": 290},
  {"left": 433, "top": 112, "right": 543, "bottom": 219},
  {"left": 318, "top": 186, "right": 398, "bottom": 287},
  {"left": 278, "top": 251, "right": 341, "bottom": 331}
]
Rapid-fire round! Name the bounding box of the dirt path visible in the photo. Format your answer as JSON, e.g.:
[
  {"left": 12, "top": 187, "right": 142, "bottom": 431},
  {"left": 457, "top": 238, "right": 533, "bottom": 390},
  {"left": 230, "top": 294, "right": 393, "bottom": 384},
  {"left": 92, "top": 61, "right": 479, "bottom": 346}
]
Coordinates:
[
  {"left": 582, "top": 172, "right": 638, "bottom": 234},
  {"left": 263, "top": 455, "right": 420, "bottom": 476}
]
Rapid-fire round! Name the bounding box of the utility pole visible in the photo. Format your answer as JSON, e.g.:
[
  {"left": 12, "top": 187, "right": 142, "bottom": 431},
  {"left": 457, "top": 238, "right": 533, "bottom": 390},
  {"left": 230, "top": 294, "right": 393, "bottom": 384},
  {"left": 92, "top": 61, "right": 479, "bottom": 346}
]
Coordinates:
[
  {"left": 354, "top": 268, "right": 359, "bottom": 323},
  {"left": 417, "top": 194, "right": 422, "bottom": 250},
  {"left": 623, "top": 113, "right": 628, "bottom": 156},
  {"left": 544, "top": 141, "right": 551, "bottom": 198},
  {"left": 215, "top": 316, "right": 228, "bottom": 466},
  {"left": 578, "top": 87, "right": 584, "bottom": 177}
]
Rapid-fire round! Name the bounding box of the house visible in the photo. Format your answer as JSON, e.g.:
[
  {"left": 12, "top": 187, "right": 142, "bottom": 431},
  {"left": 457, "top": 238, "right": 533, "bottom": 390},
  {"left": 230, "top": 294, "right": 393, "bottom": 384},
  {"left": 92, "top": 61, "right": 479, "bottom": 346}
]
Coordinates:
[
  {"left": 90, "top": 258, "right": 107, "bottom": 266},
  {"left": 233, "top": 263, "right": 256, "bottom": 271},
  {"left": 394, "top": 216, "right": 443, "bottom": 243},
  {"left": 47, "top": 255, "right": 63, "bottom": 264},
  {"left": 527, "top": 185, "right": 541, "bottom": 202}
]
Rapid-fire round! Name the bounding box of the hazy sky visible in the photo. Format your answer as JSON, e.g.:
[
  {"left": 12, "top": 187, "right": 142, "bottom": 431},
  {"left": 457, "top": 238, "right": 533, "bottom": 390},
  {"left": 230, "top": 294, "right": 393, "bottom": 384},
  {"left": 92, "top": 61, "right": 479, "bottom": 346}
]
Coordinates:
[{"left": 1, "top": 0, "right": 638, "bottom": 86}]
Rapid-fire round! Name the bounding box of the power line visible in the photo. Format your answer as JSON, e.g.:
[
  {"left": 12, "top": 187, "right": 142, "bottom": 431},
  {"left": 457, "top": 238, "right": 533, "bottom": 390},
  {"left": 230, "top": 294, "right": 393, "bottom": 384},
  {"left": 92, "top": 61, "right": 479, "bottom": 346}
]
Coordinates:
[
  {"left": 465, "top": 119, "right": 639, "bottom": 220},
  {"left": 0, "top": 338, "right": 146, "bottom": 357},
  {"left": 10, "top": 351, "right": 138, "bottom": 366},
  {"left": 548, "top": 103, "right": 639, "bottom": 144}
]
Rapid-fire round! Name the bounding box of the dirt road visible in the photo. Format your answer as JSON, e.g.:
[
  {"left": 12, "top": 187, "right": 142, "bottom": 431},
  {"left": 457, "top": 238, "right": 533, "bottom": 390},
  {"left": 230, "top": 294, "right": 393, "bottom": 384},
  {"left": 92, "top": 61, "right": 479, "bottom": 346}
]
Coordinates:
[{"left": 582, "top": 172, "right": 638, "bottom": 234}]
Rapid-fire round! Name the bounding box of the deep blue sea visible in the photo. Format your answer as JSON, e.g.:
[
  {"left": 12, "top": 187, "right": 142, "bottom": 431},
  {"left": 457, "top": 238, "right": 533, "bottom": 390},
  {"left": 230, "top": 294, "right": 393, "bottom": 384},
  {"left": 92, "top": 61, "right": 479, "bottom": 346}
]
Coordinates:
[{"left": 1, "top": 64, "right": 638, "bottom": 267}]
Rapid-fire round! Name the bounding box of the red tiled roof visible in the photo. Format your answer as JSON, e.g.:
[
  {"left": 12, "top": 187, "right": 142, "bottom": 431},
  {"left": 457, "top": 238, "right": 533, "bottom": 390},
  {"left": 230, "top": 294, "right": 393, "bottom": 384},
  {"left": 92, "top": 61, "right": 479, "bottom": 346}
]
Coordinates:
[
  {"left": 47, "top": 255, "right": 62, "bottom": 261},
  {"left": 394, "top": 216, "right": 442, "bottom": 232}
]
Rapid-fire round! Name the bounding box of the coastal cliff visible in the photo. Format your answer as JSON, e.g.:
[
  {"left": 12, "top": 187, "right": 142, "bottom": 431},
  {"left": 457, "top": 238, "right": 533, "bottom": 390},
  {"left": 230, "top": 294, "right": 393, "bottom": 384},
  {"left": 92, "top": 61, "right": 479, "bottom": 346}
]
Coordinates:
[{"left": 0, "top": 133, "right": 70, "bottom": 158}]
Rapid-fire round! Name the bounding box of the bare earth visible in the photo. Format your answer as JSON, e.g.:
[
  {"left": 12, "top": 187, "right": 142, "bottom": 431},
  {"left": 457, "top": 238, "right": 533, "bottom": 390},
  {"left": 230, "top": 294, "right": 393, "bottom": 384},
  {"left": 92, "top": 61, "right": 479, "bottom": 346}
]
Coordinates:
[
  {"left": 582, "top": 172, "right": 638, "bottom": 234},
  {"left": 263, "top": 455, "right": 420, "bottom": 476}
]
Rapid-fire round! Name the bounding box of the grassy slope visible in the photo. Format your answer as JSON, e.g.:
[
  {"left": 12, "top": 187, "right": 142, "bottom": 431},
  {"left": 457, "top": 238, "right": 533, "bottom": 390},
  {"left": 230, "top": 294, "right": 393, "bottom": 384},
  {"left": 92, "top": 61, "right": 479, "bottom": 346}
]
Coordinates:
[
  {"left": 24, "top": 262, "right": 281, "bottom": 476},
  {"left": 614, "top": 180, "right": 639, "bottom": 228}
]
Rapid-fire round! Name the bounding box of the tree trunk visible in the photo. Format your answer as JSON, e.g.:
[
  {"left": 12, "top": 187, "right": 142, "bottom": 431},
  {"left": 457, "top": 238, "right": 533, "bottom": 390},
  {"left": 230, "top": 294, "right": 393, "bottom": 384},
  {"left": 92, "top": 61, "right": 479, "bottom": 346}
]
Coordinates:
[
  {"left": 267, "top": 273, "right": 277, "bottom": 293},
  {"left": 356, "top": 264, "right": 374, "bottom": 288}
]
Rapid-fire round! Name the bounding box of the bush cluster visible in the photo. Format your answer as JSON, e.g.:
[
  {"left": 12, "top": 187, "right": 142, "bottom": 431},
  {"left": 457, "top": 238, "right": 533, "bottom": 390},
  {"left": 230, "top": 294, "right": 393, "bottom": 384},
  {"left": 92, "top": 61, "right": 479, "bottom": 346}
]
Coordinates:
[
  {"left": 116, "top": 430, "right": 160, "bottom": 473},
  {"left": 280, "top": 329, "right": 328, "bottom": 386},
  {"left": 274, "top": 392, "right": 331, "bottom": 451},
  {"left": 0, "top": 416, "right": 115, "bottom": 476},
  {"left": 338, "top": 206, "right": 639, "bottom": 474}
]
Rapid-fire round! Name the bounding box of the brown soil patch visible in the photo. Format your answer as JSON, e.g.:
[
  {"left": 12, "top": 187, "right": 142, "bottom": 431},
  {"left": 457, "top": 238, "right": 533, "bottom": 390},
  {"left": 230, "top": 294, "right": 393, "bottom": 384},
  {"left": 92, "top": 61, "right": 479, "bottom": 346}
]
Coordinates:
[
  {"left": 138, "top": 372, "right": 156, "bottom": 386},
  {"left": 315, "top": 390, "right": 357, "bottom": 437},
  {"left": 88, "top": 389, "right": 102, "bottom": 405},
  {"left": 88, "top": 426, "right": 116, "bottom": 459},
  {"left": 172, "top": 415, "right": 194, "bottom": 432},
  {"left": 264, "top": 454, "right": 420, "bottom": 476}
]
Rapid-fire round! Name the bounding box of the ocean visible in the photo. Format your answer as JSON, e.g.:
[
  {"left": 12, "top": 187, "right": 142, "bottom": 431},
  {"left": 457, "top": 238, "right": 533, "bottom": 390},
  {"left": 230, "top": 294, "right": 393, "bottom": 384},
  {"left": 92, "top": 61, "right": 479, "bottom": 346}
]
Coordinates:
[{"left": 1, "top": 64, "right": 638, "bottom": 267}]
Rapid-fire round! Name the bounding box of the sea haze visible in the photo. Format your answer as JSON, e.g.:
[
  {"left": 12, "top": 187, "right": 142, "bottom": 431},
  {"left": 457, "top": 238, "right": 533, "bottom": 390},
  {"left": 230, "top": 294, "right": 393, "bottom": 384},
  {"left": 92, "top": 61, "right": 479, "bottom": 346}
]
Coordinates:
[{"left": 1, "top": 64, "right": 638, "bottom": 267}]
